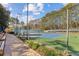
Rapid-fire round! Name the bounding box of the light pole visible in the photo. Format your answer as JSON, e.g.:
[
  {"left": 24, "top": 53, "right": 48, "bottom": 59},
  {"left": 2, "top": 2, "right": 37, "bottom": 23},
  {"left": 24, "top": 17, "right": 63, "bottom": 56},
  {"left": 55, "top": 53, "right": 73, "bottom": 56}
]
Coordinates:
[
  {"left": 66, "top": 9, "right": 69, "bottom": 50},
  {"left": 64, "top": 9, "right": 70, "bottom": 56},
  {"left": 27, "top": 3, "right": 29, "bottom": 40},
  {"left": 16, "top": 14, "right": 19, "bottom": 35}
]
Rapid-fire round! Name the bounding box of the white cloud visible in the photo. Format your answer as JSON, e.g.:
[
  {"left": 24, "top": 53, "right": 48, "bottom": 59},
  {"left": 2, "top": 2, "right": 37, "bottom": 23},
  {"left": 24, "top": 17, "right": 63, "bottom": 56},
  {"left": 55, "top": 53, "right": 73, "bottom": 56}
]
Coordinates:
[
  {"left": 28, "top": 15, "right": 35, "bottom": 22},
  {"left": 1, "top": 3, "right": 9, "bottom": 8},
  {"left": 23, "top": 3, "right": 44, "bottom": 16},
  {"left": 63, "top": 3, "right": 68, "bottom": 6},
  {"left": 33, "top": 12, "right": 40, "bottom": 15},
  {"left": 29, "top": 4, "right": 36, "bottom": 11},
  {"left": 36, "top": 3, "right": 44, "bottom": 11},
  {"left": 10, "top": 13, "right": 18, "bottom": 18},
  {"left": 20, "top": 15, "right": 35, "bottom": 24},
  {"left": 9, "top": 7, "right": 12, "bottom": 11},
  {"left": 23, "top": 4, "right": 35, "bottom": 12},
  {"left": 42, "top": 10, "right": 45, "bottom": 13},
  {"left": 1, "top": 3, "right": 12, "bottom": 11},
  {"left": 48, "top": 4, "right": 50, "bottom": 7}
]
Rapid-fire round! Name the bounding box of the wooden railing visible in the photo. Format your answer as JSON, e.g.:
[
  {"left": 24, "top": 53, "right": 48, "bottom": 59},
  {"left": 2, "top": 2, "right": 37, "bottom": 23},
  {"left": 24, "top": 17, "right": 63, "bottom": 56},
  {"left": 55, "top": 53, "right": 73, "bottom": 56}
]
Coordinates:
[{"left": 0, "top": 32, "right": 6, "bottom": 56}]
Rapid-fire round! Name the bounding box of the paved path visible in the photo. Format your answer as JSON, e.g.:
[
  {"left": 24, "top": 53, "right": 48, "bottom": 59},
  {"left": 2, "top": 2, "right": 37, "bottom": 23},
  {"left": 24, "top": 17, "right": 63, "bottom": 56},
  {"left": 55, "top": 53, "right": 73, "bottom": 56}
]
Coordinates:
[{"left": 4, "top": 34, "right": 40, "bottom": 56}]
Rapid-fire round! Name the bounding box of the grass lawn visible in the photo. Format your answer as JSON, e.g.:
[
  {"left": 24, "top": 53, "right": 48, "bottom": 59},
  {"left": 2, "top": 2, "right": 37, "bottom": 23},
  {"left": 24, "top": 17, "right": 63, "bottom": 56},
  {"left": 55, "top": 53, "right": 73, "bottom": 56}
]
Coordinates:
[{"left": 26, "top": 32, "right": 79, "bottom": 55}]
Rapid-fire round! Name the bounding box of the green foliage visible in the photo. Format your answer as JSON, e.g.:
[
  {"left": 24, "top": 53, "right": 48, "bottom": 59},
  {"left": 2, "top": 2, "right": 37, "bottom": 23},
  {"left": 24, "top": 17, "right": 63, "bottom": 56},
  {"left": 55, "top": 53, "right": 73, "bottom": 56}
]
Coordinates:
[
  {"left": 9, "top": 17, "right": 19, "bottom": 24},
  {"left": 26, "top": 40, "right": 63, "bottom": 56},
  {"left": 0, "top": 4, "right": 10, "bottom": 27},
  {"left": 36, "top": 46, "right": 58, "bottom": 56},
  {"left": 27, "top": 40, "right": 40, "bottom": 50},
  {"left": 31, "top": 43, "right": 40, "bottom": 50},
  {"left": 40, "top": 3, "right": 79, "bottom": 30}
]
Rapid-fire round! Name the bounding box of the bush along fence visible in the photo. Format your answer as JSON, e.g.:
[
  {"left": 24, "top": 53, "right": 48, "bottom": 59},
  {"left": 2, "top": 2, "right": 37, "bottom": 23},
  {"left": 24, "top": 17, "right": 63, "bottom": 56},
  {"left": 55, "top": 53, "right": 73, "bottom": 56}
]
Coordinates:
[{"left": 25, "top": 40, "right": 70, "bottom": 56}]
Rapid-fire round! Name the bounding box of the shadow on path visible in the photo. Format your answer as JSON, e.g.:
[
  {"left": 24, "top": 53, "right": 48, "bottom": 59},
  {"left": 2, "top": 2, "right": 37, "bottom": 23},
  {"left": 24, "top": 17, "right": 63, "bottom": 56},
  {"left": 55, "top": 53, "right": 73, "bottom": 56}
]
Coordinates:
[{"left": 4, "top": 34, "right": 40, "bottom": 56}]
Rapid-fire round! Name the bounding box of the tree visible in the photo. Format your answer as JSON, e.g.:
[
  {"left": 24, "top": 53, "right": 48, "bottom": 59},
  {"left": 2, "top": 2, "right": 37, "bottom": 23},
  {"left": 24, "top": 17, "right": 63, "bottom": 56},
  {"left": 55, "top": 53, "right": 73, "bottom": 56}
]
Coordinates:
[
  {"left": 0, "top": 4, "right": 10, "bottom": 27},
  {"left": 40, "top": 3, "right": 78, "bottom": 30}
]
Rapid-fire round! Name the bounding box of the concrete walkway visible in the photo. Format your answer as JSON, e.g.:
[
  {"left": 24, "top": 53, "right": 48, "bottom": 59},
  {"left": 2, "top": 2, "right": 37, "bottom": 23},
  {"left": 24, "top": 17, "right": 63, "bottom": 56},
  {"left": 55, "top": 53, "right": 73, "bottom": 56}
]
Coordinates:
[{"left": 4, "top": 34, "right": 40, "bottom": 56}]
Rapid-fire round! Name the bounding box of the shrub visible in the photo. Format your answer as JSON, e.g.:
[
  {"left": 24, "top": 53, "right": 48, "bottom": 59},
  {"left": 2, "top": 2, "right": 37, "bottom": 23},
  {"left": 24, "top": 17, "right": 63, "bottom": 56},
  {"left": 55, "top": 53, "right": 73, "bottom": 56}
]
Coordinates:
[
  {"left": 27, "top": 41, "right": 33, "bottom": 47},
  {"left": 27, "top": 41, "right": 40, "bottom": 50},
  {"left": 31, "top": 42, "right": 40, "bottom": 50},
  {"left": 26, "top": 40, "right": 64, "bottom": 56},
  {"left": 36, "top": 46, "right": 58, "bottom": 56}
]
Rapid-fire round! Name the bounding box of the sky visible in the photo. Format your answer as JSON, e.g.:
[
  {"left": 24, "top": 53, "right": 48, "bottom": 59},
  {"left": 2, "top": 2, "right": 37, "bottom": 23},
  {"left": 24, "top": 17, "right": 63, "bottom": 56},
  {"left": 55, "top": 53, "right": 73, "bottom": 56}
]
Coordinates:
[{"left": 1, "top": 3, "right": 68, "bottom": 23}]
